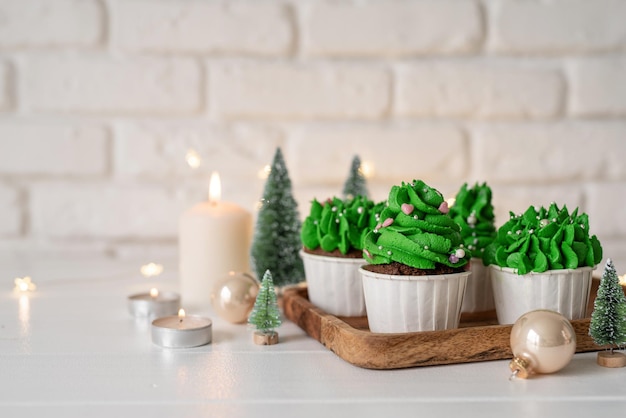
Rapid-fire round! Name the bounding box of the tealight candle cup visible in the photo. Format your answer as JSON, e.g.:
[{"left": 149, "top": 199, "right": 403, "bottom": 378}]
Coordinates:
[
  {"left": 128, "top": 290, "right": 181, "bottom": 319},
  {"left": 151, "top": 314, "right": 212, "bottom": 348}
]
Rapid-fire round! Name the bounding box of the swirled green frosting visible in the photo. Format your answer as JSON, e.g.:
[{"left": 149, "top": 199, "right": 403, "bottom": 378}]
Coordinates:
[
  {"left": 483, "top": 203, "right": 603, "bottom": 275},
  {"left": 362, "top": 180, "right": 469, "bottom": 269},
  {"left": 301, "top": 196, "right": 383, "bottom": 254},
  {"left": 449, "top": 182, "right": 496, "bottom": 260}
]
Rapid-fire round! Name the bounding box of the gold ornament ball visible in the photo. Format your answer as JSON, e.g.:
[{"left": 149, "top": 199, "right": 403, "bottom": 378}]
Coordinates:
[
  {"left": 210, "top": 272, "right": 259, "bottom": 324},
  {"left": 509, "top": 309, "right": 576, "bottom": 378}
]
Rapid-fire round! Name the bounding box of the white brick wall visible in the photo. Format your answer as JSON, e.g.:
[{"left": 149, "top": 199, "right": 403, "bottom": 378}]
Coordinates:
[
  {"left": 0, "top": 0, "right": 625, "bottom": 270},
  {"left": 0, "top": 61, "right": 12, "bottom": 111},
  {"left": 395, "top": 61, "right": 564, "bottom": 119},
  {"left": 210, "top": 62, "right": 390, "bottom": 119},
  {"left": 21, "top": 54, "right": 202, "bottom": 114},
  {"left": 0, "top": 184, "right": 20, "bottom": 236},
  {"left": 0, "top": 122, "right": 108, "bottom": 175},
  {"left": 30, "top": 182, "right": 188, "bottom": 239},
  {"left": 569, "top": 57, "right": 626, "bottom": 116},
  {"left": 489, "top": 0, "right": 626, "bottom": 54},
  {"left": 0, "top": 0, "right": 103, "bottom": 48},
  {"left": 111, "top": 0, "right": 293, "bottom": 55},
  {"left": 302, "top": 0, "right": 483, "bottom": 57}
]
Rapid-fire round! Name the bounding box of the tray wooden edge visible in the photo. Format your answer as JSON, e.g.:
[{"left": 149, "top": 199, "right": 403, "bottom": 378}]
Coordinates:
[{"left": 282, "top": 285, "right": 603, "bottom": 370}]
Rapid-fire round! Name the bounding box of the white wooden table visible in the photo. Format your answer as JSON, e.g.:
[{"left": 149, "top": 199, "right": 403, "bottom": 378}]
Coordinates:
[{"left": 1, "top": 258, "right": 625, "bottom": 417}]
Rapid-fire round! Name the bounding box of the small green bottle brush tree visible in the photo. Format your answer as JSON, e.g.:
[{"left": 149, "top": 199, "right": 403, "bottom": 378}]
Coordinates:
[
  {"left": 342, "top": 155, "right": 369, "bottom": 199},
  {"left": 589, "top": 258, "right": 626, "bottom": 367},
  {"left": 250, "top": 147, "right": 304, "bottom": 287},
  {"left": 248, "top": 269, "right": 282, "bottom": 345}
]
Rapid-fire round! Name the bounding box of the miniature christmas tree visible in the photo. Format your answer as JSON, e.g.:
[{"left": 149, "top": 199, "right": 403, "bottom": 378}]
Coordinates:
[
  {"left": 248, "top": 269, "right": 281, "bottom": 345},
  {"left": 342, "top": 155, "right": 369, "bottom": 199},
  {"left": 250, "top": 148, "right": 304, "bottom": 287},
  {"left": 589, "top": 259, "right": 626, "bottom": 367}
]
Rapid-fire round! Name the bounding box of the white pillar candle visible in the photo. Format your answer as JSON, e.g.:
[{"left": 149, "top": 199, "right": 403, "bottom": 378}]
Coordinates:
[{"left": 179, "top": 172, "right": 253, "bottom": 309}]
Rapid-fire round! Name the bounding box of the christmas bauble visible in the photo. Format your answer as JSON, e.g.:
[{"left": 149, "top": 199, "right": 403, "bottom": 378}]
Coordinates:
[
  {"left": 509, "top": 309, "right": 576, "bottom": 379},
  {"left": 210, "top": 272, "right": 259, "bottom": 324}
]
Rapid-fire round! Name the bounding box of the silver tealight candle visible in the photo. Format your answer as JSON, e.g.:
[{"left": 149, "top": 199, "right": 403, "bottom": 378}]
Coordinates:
[
  {"left": 128, "top": 288, "right": 181, "bottom": 318},
  {"left": 151, "top": 309, "right": 212, "bottom": 348}
]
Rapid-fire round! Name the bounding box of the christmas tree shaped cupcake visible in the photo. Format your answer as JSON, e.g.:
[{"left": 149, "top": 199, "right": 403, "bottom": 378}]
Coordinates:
[
  {"left": 360, "top": 180, "right": 470, "bottom": 333},
  {"left": 300, "top": 195, "right": 383, "bottom": 316},
  {"left": 449, "top": 182, "right": 497, "bottom": 314},
  {"left": 484, "top": 203, "right": 603, "bottom": 324}
]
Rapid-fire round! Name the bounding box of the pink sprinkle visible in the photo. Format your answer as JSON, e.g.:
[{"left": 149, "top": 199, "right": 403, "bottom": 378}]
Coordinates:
[
  {"left": 438, "top": 201, "right": 449, "bottom": 214},
  {"left": 401, "top": 203, "right": 414, "bottom": 215},
  {"left": 449, "top": 254, "right": 459, "bottom": 264},
  {"left": 363, "top": 249, "right": 371, "bottom": 258},
  {"left": 375, "top": 223, "right": 382, "bottom": 230},
  {"left": 382, "top": 218, "right": 394, "bottom": 227}
]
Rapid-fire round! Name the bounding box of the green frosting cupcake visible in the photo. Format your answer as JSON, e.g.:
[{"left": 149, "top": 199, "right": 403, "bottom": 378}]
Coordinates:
[
  {"left": 362, "top": 180, "right": 469, "bottom": 270},
  {"left": 449, "top": 182, "right": 496, "bottom": 260},
  {"left": 301, "top": 196, "right": 383, "bottom": 255},
  {"left": 483, "top": 203, "right": 603, "bottom": 275}
]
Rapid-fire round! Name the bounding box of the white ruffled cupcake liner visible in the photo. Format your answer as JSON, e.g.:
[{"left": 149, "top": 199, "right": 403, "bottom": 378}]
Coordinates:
[
  {"left": 360, "top": 266, "right": 470, "bottom": 333},
  {"left": 490, "top": 265, "right": 595, "bottom": 325},
  {"left": 461, "top": 258, "right": 494, "bottom": 314},
  {"left": 300, "top": 250, "right": 367, "bottom": 317}
]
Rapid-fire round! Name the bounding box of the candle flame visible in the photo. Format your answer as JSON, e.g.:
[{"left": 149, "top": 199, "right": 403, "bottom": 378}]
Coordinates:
[
  {"left": 446, "top": 197, "right": 456, "bottom": 208},
  {"left": 359, "top": 160, "right": 375, "bottom": 179},
  {"left": 14, "top": 276, "right": 36, "bottom": 292},
  {"left": 186, "top": 149, "right": 201, "bottom": 169},
  {"left": 209, "top": 171, "right": 221, "bottom": 203},
  {"left": 140, "top": 263, "right": 163, "bottom": 278},
  {"left": 150, "top": 288, "right": 159, "bottom": 298},
  {"left": 178, "top": 308, "right": 186, "bottom": 318}
]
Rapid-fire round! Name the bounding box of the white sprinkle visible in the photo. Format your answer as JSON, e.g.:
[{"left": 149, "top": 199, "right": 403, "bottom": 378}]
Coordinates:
[
  {"left": 378, "top": 245, "right": 383, "bottom": 250},
  {"left": 335, "top": 219, "right": 340, "bottom": 223},
  {"left": 516, "top": 230, "right": 521, "bottom": 235},
  {"left": 413, "top": 215, "right": 418, "bottom": 219},
  {"left": 387, "top": 251, "right": 392, "bottom": 255},
  {"left": 357, "top": 207, "right": 363, "bottom": 214},
  {"left": 424, "top": 246, "right": 429, "bottom": 250},
  {"left": 332, "top": 206, "right": 337, "bottom": 212}
]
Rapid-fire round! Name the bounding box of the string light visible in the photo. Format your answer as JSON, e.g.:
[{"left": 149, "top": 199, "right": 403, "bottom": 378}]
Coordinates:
[
  {"left": 185, "top": 149, "right": 201, "bottom": 169},
  {"left": 140, "top": 263, "right": 164, "bottom": 278},
  {"left": 14, "top": 276, "right": 36, "bottom": 292}
]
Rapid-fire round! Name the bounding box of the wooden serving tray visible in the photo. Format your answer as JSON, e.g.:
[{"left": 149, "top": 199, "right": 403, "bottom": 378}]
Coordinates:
[{"left": 283, "top": 279, "right": 612, "bottom": 370}]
